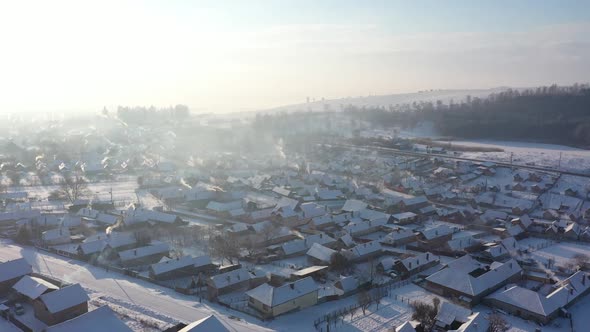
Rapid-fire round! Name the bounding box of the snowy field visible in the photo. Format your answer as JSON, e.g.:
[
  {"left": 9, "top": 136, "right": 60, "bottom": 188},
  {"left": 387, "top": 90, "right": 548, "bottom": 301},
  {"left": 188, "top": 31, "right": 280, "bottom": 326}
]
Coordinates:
[
  {"left": 525, "top": 240, "right": 590, "bottom": 268},
  {"left": 450, "top": 139, "right": 590, "bottom": 173}
]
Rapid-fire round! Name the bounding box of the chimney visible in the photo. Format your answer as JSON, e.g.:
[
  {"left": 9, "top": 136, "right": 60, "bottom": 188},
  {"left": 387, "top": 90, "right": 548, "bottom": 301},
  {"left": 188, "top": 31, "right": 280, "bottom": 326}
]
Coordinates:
[
  {"left": 320, "top": 233, "right": 323, "bottom": 238},
  {"left": 583, "top": 275, "right": 586, "bottom": 286},
  {"left": 290, "top": 283, "right": 295, "bottom": 290},
  {"left": 134, "top": 249, "right": 137, "bottom": 256},
  {"left": 426, "top": 253, "right": 430, "bottom": 260}
]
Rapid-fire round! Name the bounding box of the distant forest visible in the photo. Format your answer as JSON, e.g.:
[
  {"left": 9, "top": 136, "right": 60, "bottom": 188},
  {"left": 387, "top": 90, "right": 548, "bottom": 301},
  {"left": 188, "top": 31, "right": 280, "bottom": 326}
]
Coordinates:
[{"left": 346, "top": 84, "right": 590, "bottom": 147}]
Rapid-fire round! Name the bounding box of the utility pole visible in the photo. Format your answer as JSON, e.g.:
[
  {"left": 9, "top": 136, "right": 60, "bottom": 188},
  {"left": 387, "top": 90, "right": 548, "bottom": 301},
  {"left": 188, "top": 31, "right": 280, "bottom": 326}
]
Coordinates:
[
  {"left": 510, "top": 152, "right": 513, "bottom": 169},
  {"left": 558, "top": 152, "right": 562, "bottom": 170}
]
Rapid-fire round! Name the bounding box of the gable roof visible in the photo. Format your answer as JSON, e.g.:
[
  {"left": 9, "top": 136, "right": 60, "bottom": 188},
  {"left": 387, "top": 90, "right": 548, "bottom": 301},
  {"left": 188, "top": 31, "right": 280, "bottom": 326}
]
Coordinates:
[
  {"left": 118, "top": 243, "right": 169, "bottom": 262},
  {"left": 12, "top": 275, "right": 58, "bottom": 300},
  {"left": 209, "top": 268, "right": 251, "bottom": 289},
  {"left": 306, "top": 243, "right": 336, "bottom": 263},
  {"left": 179, "top": 315, "right": 230, "bottom": 332},
  {"left": 46, "top": 306, "right": 132, "bottom": 332},
  {"left": 40, "top": 284, "right": 89, "bottom": 314},
  {"left": 246, "top": 277, "right": 317, "bottom": 307},
  {"left": 0, "top": 258, "right": 32, "bottom": 283}
]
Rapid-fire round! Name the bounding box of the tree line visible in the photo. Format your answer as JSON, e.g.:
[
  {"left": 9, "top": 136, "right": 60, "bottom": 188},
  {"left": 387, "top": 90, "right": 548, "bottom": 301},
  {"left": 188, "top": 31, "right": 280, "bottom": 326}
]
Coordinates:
[{"left": 345, "top": 83, "right": 590, "bottom": 147}]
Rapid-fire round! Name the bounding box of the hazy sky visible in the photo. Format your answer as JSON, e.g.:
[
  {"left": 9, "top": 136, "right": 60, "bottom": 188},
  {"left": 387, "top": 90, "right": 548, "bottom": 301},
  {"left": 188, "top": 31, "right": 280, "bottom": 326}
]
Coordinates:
[{"left": 1, "top": 0, "right": 589, "bottom": 113}]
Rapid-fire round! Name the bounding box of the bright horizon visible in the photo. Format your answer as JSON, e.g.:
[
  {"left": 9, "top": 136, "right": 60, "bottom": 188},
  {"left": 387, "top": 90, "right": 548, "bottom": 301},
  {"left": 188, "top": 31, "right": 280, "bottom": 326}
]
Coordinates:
[{"left": 0, "top": 0, "right": 589, "bottom": 114}]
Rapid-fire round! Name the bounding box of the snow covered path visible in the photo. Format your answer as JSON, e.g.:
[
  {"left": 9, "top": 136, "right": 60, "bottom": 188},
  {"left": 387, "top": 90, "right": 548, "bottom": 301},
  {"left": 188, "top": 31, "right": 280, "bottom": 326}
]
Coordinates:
[{"left": 0, "top": 240, "right": 272, "bottom": 332}]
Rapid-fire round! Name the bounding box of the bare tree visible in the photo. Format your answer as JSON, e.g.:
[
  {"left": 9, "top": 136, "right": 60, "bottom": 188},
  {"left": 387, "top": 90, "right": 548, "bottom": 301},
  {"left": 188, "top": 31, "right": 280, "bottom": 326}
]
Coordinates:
[
  {"left": 210, "top": 235, "right": 240, "bottom": 264},
  {"left": 259, "top": 222, "right": 279, "bottom": 244},
  {"left": 487, "top": 313, "right": 509, "bottom": 332},
  {"left": 57, "top": 175, "right": 90, "bottom": 204},
  {"left": 411, "top": 297, "right": 439, "bottom": 331},
  {"left": 573, "top": 253, "right": 590, "bottom": 270},
  {"left": 358, "top": 290, "right": 372, "bottom": 316}
]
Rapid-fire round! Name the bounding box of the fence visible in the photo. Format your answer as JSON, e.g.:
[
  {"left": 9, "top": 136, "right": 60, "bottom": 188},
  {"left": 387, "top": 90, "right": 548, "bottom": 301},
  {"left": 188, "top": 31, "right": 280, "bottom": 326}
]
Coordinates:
[{"left": 313, "top": 276, "right": 419, "bottom": 331}]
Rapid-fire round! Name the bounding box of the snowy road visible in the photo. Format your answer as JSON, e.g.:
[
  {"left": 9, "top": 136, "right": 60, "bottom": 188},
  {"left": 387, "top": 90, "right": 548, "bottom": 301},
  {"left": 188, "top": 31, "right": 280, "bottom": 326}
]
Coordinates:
[{"left": 0, "top": 240, "right": 272, "bottom": 332}]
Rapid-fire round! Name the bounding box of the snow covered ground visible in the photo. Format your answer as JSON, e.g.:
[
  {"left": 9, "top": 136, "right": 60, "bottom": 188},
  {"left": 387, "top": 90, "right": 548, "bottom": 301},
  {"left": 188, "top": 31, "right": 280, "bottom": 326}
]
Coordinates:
[
  {"left": 0, "top": 239, "right": 273, "bottom": 332},
  {"left": 450, "top": 139, "right": 590, "bottom": 173}
]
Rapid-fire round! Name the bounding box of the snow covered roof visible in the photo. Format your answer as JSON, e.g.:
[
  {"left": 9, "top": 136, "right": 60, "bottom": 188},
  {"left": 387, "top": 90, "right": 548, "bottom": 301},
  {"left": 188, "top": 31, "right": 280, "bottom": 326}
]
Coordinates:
[
  {"left": 0, "top": 258, "right": 32, "bottom": 283},
  {"left": 96, "top": 213, "right": 119, "bottom": 225},
  {"left": 383, "top": 228, "right": 415, "bottom": 243},
  {"left": 118, "top": 243, "right": 169, "bottom": 262},
  {"left": 335, "top": 276, "right": 359, "bottom": 293},
  {"left": 391, "top": 212, "right": 417, "bottom": 221},
  {"left": 281, "top": 233, "right": 335, "bottom": 256},
  {"left": 12, "top": 275, "right": 58, "bottom": 300},
  {"left": 150, "top": 256, "right": 197, "bottom": 276},
  {"left": 306, "top": 243, "right": 336, "bottom": 263},
  {"left": 42, "top": 227, "right": 71, "bottom": 241},
  {"left": 179, "top": 315, "right": 230, "bottom": 332},
  {"left": 487, "top": 271, "right": 590, "bottom": 317},
  {"left": 396, "top": 322, "right": 417, "bottom": 332},
  {"left": 209, "top": 268, "right": 251, "bottom": 289},
  {"left": 40, "top": 284, "right": 89, "bottom": 314},
  {"left": 435, "top": 302, "right": 471, "bottom": 327},
  {"left": 420, "top": 225, "right": 453, "bottom": 240},
  {"left": 426, "top": 256, "right": 522, "bottom": 297},
  {"left": 45, "top": 306, "right": 132, "bottom": 332},
  {"left": 341, "top": 199, "right": 368, "bottom": 212},
  {"left": 246, "top": 277, "right": 317, "bottom": 307},
  {"left": 400, "top": 252, "right": 438, "bottom": 271},
  {"left": 345, "top": 240, "right": 382, "bottom": 259}
]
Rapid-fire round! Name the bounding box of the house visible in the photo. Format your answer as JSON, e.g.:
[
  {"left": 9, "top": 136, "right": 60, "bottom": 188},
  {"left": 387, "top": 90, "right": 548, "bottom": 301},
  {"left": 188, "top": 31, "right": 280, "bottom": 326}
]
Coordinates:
[
  {"left": 334, "top": 276, "right": 360, "bottom": 296},
  {"left": 278, "top": 233, "right": 336, "bottom": 257},
  {"left": 425, "top": 256, "right": 522, "bottom": 306},
  {"left": 486, "top": 271, "right": 590, "bottom": 324},
  {"left": 45, "top": 306, "right": 132, "bottom": 332},
  {"left": 342, "top": 241, "right": 382, "bottom": 262},
  {"left": 393, "top": 252, "right": 439, "bottom": 279},
  {"left": 246, "top": 277, "right": 318, "bottom": 318},
  {"left": 148, "top": 255, "right": 214, "bottom": 281},
  {"left": 179, "top": 315, "right": 230, "bottom": 332},
  {"left": 398, "top": 196, "right": 429, "bottom": 212},
  {"left": 416, "top": 225, "right": 454, "bottom": 247},
  {"left": 0, "top": 258, "right": 32, "bottom": 292},
  {"left": 117, "top": 243, "right": 170, "bottom": 267},
  {"left": 380, "top": 228, "right": 416, "bottom": 246},
  {"left": 389, "top": 212, "right": 418, "bottom": 225},
  {"left": 34, "top": 283, "right": 89, "bottom": 325},
  {"left": 207, "top": 268, "right": 252, "bottom": 300},
  {"left": 434, "top": 301, "right": 472, "bottom": 330},
  {"left": 12, "top": 275, "right": 58, "bottom": 301},
  {"left": 306, "top": 243, "right": 336, "bottom": 265},
  {"left": 41, "top": 227, "right": 71, "bottom": 245}
]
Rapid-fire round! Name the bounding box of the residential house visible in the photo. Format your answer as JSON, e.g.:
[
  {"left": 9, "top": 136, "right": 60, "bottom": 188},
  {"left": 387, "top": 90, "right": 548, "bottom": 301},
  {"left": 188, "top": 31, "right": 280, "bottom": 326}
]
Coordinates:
[
  {"left": 393, "top": 252, "right": 439, "bottom": 279},
  {"left": 41, "top": 227, "right": 71, "bottom": 246},
  {"left": 306, "top": 243, "right": 336, "bottom": 265},
  {"left": 148, "top": 255, "right": 214, "bottom": 281},
  {"left": 246, "top": 277, "right": 318, "bottom": 318},
  {"left": 425, "top": 256, "right": 522, "bottom": 306},
  {"left": 380, "top": 228, "right": 416, "bottom": 246},
  {"left": 486, "top": 271, "right": 590, "bottom": 324},
  {"left": 389, "top": 212, "right": 418, "bottom": 225},
  {"left": 0, "top": 258, "right": 32, "bottom": 292},
  {"left": 207, "top": 268, "right": 252, "bottom": 300},
  {"left": 12, "top": 275, "right": 58, "bottom": 302},
  {"left": 34, "top": 283, "right": 89, "bottom": 326},
  {"left": 45, "top": 306, "right": 132, "bottom": 332},
  {"left": 178, "top": 315, "right": 231, "bottom": 332},
  {"left": 117, "top": 243, "right": 170, "bottom": 267}
]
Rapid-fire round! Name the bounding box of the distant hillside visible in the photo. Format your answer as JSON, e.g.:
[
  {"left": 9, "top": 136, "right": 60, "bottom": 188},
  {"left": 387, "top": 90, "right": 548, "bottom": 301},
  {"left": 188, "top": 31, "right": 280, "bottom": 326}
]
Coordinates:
[
  {"left": 263, "top": 88, "right": 512, "bottom": 113},
  {"left": 347, "top": 84, "right": 590, "bottom": 148}
]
